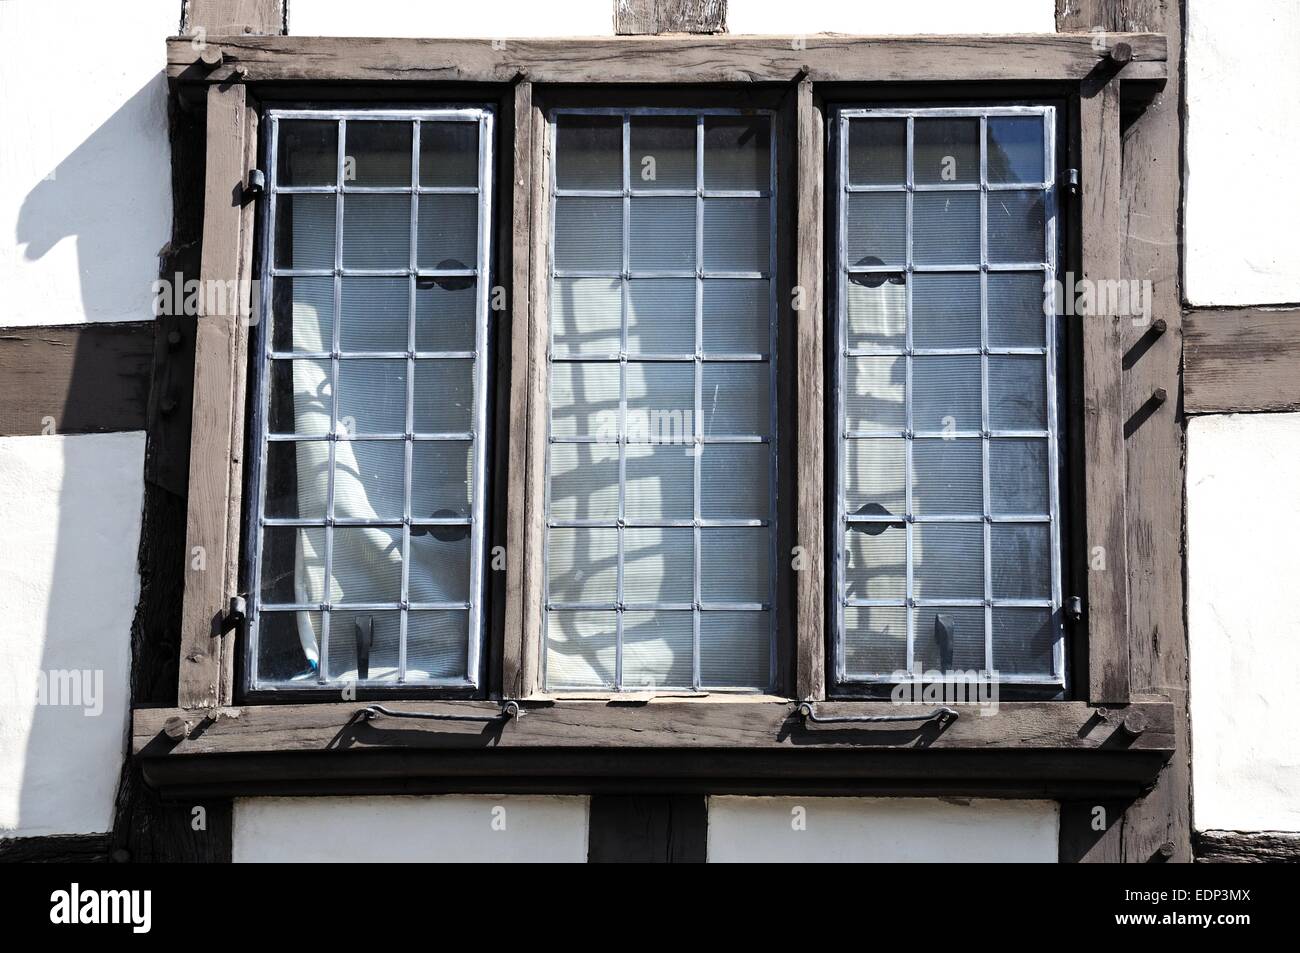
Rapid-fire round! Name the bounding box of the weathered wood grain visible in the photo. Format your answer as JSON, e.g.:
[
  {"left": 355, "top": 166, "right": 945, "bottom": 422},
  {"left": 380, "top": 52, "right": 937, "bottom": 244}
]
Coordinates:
[
  {"left": 614, "top": 0, "right": 727, "bottom": 35},
  {"left": 1195, "top": 830, "right": 1300, "bottom": 863},
  {"left": 0, "top": 323, "right": 153, "bottom": 436},
  {"left": 1184, "top": 308, "right": 1300, "bottom": 413},
  {"left": 184, "top": 0, "right": 283, "bottom": 36},
  {"left": 166, "top": 34, "right": 1167, "bottom": 85}
]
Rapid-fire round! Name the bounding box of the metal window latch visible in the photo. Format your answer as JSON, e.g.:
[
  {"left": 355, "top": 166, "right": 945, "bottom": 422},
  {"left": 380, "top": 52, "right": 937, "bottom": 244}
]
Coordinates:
[
  {"left": 360, "top": 700, "right": 523, "bottom": 723},
  {"left": 220, "top": 596, "right": 247, "bottom": 635},
  {"left": 1067, "top": 595, "right": 1083, "bottom": 623},
  {"left": 797, "top": 703, "right": 958, "bottom": 726}
]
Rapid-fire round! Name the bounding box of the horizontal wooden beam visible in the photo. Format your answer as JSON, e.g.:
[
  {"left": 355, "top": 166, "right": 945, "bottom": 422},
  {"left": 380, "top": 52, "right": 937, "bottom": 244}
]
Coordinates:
[
  {"left": 1184, "top": 307, "right": 1300, "bottom": 414},
  {"left": 166, "top": 33, "right": 1167, "bottom": 85},
  {"left": 1194, "top": 829, "right": 1300, "bottom": 863},
  {"left": 0, "top": 322, "right": 154, "bottom": 436}
]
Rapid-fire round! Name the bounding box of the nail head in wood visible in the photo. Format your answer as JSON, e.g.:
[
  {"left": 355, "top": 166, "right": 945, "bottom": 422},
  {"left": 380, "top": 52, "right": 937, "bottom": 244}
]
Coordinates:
[
  {"left": 1108, "top": 42, "right": 1133, "bottom": 66},
  {"left": 1152, "top": 387, "right": 1168, "bottom": 406},
  {"left": 163, "top": 715, "right": 190, "bottom": 742},
  {"left": 1152, "top": 318, "right": 1168, "bottom": 335},
  {"left": 1119, "top": 709, "right": 1149, "bottom": 737},
  {"left": 198, "top": 47, "right": 224, "bottom": 70}
]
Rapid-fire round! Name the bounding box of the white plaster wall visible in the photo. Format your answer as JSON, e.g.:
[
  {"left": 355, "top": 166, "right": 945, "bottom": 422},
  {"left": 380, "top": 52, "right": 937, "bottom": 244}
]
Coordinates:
[
  {"left": 0, "top": 433, "right": 145, "bottom": 838},
  {"left": 0, "top": 0, "right": 174, "bottom": 326},
  {"left": 1188, "top": 413, "right": 1300, "bottom": 832},
  {"left": 233, "top": 795, "right": 589, "bottom": 861},
  {"left": 289, "top": 0, "right": 1055, "bottom": 37},
  {"left": 707, "top": 797, "right": 1058, "bottom": 861},
  {"left": 1185, "top": 0, "right": 1300, "bottom": 306}
]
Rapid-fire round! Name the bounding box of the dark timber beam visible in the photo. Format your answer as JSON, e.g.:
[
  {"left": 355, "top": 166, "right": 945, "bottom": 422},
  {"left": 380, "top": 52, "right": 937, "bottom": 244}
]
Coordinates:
[{"left": 1184, "top": 308, "right": 1300, "bottom": 413}]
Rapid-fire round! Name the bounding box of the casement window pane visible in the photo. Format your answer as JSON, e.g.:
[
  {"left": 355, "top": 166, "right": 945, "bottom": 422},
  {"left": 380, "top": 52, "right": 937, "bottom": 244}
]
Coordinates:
[
  {"left": 987, "top": 116, "right": 1046, "bottom": 185},
  {"left": 271, "top": 276, "right": 333, "bottom": 352},
  {"left": 913, "top": 118, "right": 978, "bottom": 185},
  {"left": 836, "top": 107, "right": 1062, "bottom": 686},
  {"left": 277, "top": 120, "right": 337, "bottom": 187},
  {"left": 845, "top": 276, "right": 905, "bottom": 350},
  {"left": 546, "top": 109, "right": 776, "bottom": 691},
  {"left": 250, "top": 109, "right": 492, "bottom": 689}
]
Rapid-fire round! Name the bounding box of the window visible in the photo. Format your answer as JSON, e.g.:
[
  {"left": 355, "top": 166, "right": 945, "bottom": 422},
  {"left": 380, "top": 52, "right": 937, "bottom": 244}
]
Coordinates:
[
  {"left": 246, "top": 108, "right": 494, "bottom": 691},
  {"left": 831, "top": 106, "right": 1064, "bottom": 691},
  {"left": 542, "top": 109, "right": 778, "bottom": 692}
]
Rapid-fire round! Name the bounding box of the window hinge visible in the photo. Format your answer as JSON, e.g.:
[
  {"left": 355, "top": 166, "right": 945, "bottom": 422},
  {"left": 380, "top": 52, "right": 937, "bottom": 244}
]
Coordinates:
[
  {"left": 1065, "top": 168, "right": 1080, "bottom": 196},
  {"left": 220, "top": 595, "right": 247, "bottom": 636},
  {"left": 1066, "top": 595, "right": 1083, "bottom": 623}
]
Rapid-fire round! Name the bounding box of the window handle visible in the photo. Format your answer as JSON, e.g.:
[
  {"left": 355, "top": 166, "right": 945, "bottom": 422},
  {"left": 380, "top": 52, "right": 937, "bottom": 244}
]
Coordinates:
[
  {"left": 796, "top": 703, "right": 958, "bottom": 726},
  {"left": 360, "top": 701, "right": 522, "bottom": 723},
  {"left": 355, "top": 615, "right": 373, "bottom": 681}
]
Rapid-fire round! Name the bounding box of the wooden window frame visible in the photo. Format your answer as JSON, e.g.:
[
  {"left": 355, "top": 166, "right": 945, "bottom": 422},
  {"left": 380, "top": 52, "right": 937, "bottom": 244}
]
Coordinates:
[{"left": 141, "top": 33, "right": 1172, "bottom": 798}]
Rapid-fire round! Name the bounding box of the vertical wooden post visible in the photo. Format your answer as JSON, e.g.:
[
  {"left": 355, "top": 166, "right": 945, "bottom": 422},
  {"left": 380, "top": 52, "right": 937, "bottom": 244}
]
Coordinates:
[
  {"left": 794, "top": 79, "right": 827, "bottom": 701},
  {"left": 177, "top": 82, "right": 256, "bottom": 709}
]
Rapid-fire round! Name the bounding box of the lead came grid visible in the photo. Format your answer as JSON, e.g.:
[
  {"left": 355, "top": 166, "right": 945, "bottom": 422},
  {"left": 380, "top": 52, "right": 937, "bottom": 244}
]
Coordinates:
[
  {"left": 544, "top": 108, "right": 778, "bottom": 692},
  {"left": 249, "top": 108, "right": 494, "bottom": 690},
  {"left": 835, "top": 106, "right": 1064, "bottom": 686}
]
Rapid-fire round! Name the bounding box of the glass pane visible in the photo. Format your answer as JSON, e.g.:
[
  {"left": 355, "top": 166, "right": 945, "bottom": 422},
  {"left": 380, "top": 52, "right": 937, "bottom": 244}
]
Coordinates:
[
  {"left": 555, "top": 115, "right": 622, "bottom": 190},
  {"left": 411, "top": 439, "right": 474, "bottom": 519},
  {"left": 913, "top": 521, "right": 983, "bottom": 600},
  {"left": 912, "top": 437, "right": 983, "bottom": 516},
  {"left": 988, "top": 190, "right": 1046, "bottom": 263},
  {"left": 989, "top": 355, "right": 1047, "bottom": 430},
  {"left": 408, "top": 531, "right": 471, "bottom": 603},
  {"left": 627, "top": 362, "right": 693, "bottom": 442},
  {"left": 553, "top": 277, "right": 621, "bottom": 356},
  {"left": 406, "top": 610, "right": 469, "bottom": 680},
  {"left": 703, "top": 117, "right": 770, "bottom": 191},
  {"left": 550, "top": 362, "right": 619, "bottom": 438},
  {"left": 277, "top": 120, "right": 338, "bottom": 187},
  {"left": 913, "top": 117, "right": 978, "bottom": 185},
  {"left": 845, "top": 355, "right": 904, "bottom": 433},
  {"left": 701, "top": 527, "right": 768, "bottom": 604},
  {"left": 419, "top": 121, "right": 478, "bottom": 187},
  {"left": 700, "top": 611, "right": 768, "bottom": 688},
  {"left": 326, "top": 609, "right": 400, "bottom": 682},
  {"left": 625, "top": 444, "right": 693, "bottom": 520},
  {"left": 342, "top": 193, "right": 409, "bottom": 269},
  {"left": 991, "top": 523, "right": 1051, "bottom": 599},
  {"left": 846, "top": 275, "right": 905, "bottom": 350},
  {"left": 260, "top": 526, "right": 325, "bottom": 604},
  {"left": 912, "top": 273, "right": 980, "bottom": 350},
  {"left": 628, "top": 278, "right": 694, "bottom": 354},
  {"left": 623, "top": 527, "right": 693, "bottom": 604},
  {"left": 988, "top": 271, "right": 1047, "bottom": 348},
  {"left": 331, "top": 525, "right": 403, "bottom": 603},
  {"left": 630, "top": 196, "right": 695, "bottom": 271},
  {"left": 413, "top": 359, "right": 474, "bottom": 433},
  {"left": 703, "top": 198, "right": 768, "bottom": 272},
  {"left": 846, "top": 192, "right": 905, "bottom": 268},
  {"left": 333, "top": 440, "right": 405, "bottom": 520},
  {"left": 271, "top": 276, "right": 333, "bottom": 352},
  {"left": 548, "top": 442, "right": 619, "bottom": 521},
  {"left": 844, "top": 437, "right": 905, "bottom": 518},
  {"left": 914, "top": 605, "right": 985, "bottom": 672},
  {"left": 345, "top": 121, "right": 411, "bottom": 187},
  {"left": 630, "top": 117, "right": 695, "bottom": 190},
  {"left": 265, "top": 441, "right": 329, "bottom": 520},
  {"left": 274, "top": 194, "right": 336, "bottom": 270},
  {"left": 415, "top": 279, "right": 477, "bottom": 352},
  {"left": 255, "top": 610, "right": 320, "bottom": 683},
  {"left": 702, "top": 363, "right": 769, "bottom": 436},
  {"left": 546, "top": 610, "right": 616, "bottom": 688},
  {"left": 990, "top": 438, "right": 1049, "bottom": 514},
  {"left": 622, "top": 610, "right": 693, "bottom": 689},
  {"left": 912, "top": 355, "right": 981, "bottom": 433},
  {"left": 547, "top": 527, "right": 617, "bottom": 603},
  {"left": 913, "top": 192, "right": 979, "bottom": 265},
  {"left": 554, "top": 197, "right": 622, "bottom": 271},
  {"left": 988, "top": 116, "right": 1045, "bottom": 185},
  {"left": 340, "top": 276, "right": 408, "bottom": 351},
  {"left": 336, "top": 359, "right": 406, "bottom": 434},
  {"left": 847, "top": 118, "right": 905, "bottom": 186},
  {"left": 844, "top": 523, "right": 905, "bottom": 601},
  {"left": 703, "top": 278, "right": 767, "bottom": 353},
  {"left": 416, "top": 193, "right": 478, "bottom": 270},
  {"left": 843, "top": 605, "right": 906, "bottom": 677},
  {"left": 701, "top": 444, "right": 769, "bottom": 520},
  {"left": 268, "top": 358, "right": 332, "bottom": 435},
  {"left": 993, "top": 607, "right": 1057, "bottom": 676}
]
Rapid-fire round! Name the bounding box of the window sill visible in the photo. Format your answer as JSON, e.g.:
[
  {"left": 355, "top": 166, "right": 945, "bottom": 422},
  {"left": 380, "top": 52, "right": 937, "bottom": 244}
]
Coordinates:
[{"left": 133, "top": 699, "right": 1173, "bottom": 799}]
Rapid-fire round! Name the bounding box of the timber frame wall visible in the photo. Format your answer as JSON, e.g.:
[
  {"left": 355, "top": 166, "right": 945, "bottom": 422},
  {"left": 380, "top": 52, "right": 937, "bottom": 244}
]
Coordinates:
[{"left": 14, "top": 0, "right": 1282, "bottom": 862}]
